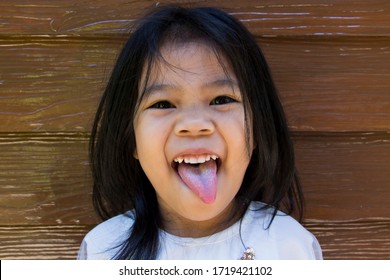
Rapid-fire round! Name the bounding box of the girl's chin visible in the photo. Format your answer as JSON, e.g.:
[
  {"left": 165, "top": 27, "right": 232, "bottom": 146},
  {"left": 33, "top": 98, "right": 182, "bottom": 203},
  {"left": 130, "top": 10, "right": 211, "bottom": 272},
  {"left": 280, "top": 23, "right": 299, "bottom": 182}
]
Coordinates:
[{"left": 159, "top": 199, "right": 239, "bottom": 237}]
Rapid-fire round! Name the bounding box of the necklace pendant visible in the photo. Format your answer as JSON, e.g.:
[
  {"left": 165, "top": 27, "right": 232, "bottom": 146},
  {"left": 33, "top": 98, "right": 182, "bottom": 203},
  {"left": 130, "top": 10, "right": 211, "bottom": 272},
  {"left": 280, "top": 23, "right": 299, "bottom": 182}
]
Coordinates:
[{"left": 240, "top": 247, "right": 255, "bottom": 260}]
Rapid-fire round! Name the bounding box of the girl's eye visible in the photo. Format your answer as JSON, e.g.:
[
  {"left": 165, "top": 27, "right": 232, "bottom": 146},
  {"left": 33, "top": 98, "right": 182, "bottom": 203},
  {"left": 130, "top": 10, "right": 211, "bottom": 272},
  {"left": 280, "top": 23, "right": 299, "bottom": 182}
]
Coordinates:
[
  {"left": 148, "top": 101, "right": 175, "bottom": 109},
  {"left": 210, "top": 96, "right": 237, "bottom": 106}
]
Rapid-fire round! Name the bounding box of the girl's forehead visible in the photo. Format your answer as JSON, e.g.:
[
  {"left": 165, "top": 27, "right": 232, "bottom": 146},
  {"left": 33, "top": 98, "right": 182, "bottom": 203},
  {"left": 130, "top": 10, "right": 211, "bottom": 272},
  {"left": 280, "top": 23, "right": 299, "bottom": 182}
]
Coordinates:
[{"left": 142, "top": 42, "right": 236, "bottom": 86}]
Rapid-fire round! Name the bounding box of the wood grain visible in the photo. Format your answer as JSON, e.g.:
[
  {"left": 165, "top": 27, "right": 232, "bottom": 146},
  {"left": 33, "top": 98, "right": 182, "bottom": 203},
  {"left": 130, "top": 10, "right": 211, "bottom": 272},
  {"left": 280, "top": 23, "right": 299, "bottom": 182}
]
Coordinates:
[
  {"left": 0, "top": 220, "right": 389, "bottom": 260},
  {"left": 0, "top": 132, "right": 388, "bottom": 225},
  {"left": 0, "top": 37, "right": 116, "bottom": 132},
  {"left": 295, "top": 132, "right": 390, "bottom": 220},
  {"left": 264, "top": 36, "right": 390, "bottom": 132},
  {"left": 1, "top": 36, "right": 389, "bottom": 132},
  {"left": 0, "top": 0, "right": 389, "bottom": 36},
  {"left": 0, "top": 133, "right": 98, "bottom": 225},
  {"left": 304, "top": 219, "right": 390, "bottom": 260},
  {"left": 0, "top": 224, "right": 92, "bottom": 260}
]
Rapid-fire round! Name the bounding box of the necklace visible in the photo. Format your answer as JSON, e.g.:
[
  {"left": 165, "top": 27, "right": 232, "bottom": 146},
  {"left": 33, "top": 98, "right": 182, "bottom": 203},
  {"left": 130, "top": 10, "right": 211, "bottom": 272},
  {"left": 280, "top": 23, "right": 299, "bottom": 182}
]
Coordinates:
[
  {"left": 240, "top": 247, "right": 255, "bottom": 260},
  {"left": 237, "top": 201, "right": 255, "bottom": 260},
  {"left": 239, "top": 218, "right": 255, "bottom": 260}
]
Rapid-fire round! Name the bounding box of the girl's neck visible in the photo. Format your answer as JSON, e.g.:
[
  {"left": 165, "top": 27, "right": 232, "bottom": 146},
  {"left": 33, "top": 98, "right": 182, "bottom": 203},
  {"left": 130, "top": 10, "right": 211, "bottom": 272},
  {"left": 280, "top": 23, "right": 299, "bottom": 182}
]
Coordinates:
[{"left": 160, "top": 200, "right": 247, "bottom": 238}]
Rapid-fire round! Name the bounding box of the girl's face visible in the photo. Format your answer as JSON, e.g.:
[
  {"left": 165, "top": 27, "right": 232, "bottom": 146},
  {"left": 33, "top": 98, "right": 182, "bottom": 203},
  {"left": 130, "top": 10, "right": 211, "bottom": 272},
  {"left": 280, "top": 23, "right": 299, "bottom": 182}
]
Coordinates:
[{"left": 134, "top": 42, "right": 253, "bottom": 236}]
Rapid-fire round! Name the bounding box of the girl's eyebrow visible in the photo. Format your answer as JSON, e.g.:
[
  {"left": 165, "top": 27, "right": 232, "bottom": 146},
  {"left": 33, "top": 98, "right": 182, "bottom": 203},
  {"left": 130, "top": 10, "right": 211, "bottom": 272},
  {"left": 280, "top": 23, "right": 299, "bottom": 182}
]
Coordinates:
[
  {"left": 202, "top": 78, "right": 239, "bottom": 89},
  {"left": 144, "top": 78, "right": 239, "bottom": 96},
  {"left": 143, "top": 83, "right": 178, "bottom": 96},
  {"left": 202, "top": 78, "right": 241, "bottom": 97}
]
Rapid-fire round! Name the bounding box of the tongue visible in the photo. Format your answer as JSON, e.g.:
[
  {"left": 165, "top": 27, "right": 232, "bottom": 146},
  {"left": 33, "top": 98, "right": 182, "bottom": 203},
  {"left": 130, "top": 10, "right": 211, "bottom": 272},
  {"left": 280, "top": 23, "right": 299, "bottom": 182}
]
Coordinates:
[{"left": 177, "top": 160, "right": 217, "bottom": 204}]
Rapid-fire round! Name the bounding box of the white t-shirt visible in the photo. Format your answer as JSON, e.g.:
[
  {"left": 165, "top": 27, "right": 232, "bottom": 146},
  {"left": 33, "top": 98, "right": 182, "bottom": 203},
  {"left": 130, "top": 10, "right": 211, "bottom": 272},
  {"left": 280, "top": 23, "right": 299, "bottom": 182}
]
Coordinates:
[{"left": 77, "top": 201, "right": 322, "bottom": 260}]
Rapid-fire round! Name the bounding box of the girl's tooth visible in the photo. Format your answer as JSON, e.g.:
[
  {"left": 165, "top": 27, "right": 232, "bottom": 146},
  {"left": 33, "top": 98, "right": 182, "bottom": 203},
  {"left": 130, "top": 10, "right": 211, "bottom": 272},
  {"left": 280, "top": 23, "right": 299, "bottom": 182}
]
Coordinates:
[
  {"left": 189, "top": 157, "right": 197, "bottom": 164},
  {"left": 174, "top": 157, "right": 182, "bottom": 163},
  {"left": 198, "top": 155, "right": 206, "bottom": 163},
  {"left": 177, "top": 155, "right": 217, "bottom": 164}
]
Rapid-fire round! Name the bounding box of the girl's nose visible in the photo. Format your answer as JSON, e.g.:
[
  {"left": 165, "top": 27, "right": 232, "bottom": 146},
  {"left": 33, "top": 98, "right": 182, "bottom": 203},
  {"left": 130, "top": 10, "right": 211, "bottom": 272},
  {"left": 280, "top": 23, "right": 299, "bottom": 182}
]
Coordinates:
[{"left": 175, "top": 109, "right": 215, "bottom": 137}]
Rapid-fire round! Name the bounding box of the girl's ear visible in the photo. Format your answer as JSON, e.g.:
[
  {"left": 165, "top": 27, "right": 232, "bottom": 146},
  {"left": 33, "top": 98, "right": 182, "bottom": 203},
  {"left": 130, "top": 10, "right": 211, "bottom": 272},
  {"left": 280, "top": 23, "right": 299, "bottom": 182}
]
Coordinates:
[{"left": 133, "top": 149, "right": 139, "bottom": 160}]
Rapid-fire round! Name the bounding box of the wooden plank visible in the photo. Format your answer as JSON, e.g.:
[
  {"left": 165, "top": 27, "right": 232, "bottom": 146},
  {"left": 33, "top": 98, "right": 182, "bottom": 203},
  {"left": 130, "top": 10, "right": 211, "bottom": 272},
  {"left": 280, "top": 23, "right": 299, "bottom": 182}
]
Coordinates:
[
  {"left": 264, "top": 36, "right": 390, "bottom": 132},
  {"left": 0, "top": 36, "right": 389, "bottom": 132},
  {"left": 0, "top": 132, "right": 389, "bottom": 225},
  {"left": 0, "top": 37, "right": 116, "bottom": 132},
  {"left": 0, "top": 224, "right": 92, "bottom": 260},
  {"left": 305, "top": 219, "right": 390, "bottom": 260},
  {"left": 0, "top": 0, "right": 389, "bottom": 36},
  {"left": 0, "top": 220, "right": 389, "bottom": 259},
  {"left": 0, "top": 133, "right": 98, "bottom": 225},
  {"left": 295, "top": 132, "right": 390, "bottom": 220}
]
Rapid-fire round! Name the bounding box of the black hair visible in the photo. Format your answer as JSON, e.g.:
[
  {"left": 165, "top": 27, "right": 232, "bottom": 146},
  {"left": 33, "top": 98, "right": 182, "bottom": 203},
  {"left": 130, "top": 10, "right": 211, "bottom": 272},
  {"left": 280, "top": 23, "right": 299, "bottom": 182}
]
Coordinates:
[{"left": 90, "top": 5, "right": 304, "bottom": 259}]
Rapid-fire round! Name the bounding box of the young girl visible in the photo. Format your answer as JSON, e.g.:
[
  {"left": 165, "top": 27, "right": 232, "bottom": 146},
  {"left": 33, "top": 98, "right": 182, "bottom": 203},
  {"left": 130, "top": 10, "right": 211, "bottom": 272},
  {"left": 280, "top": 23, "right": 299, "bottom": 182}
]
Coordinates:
[{"left": 78, "top": 5, "right": 322, "bottom": 260}]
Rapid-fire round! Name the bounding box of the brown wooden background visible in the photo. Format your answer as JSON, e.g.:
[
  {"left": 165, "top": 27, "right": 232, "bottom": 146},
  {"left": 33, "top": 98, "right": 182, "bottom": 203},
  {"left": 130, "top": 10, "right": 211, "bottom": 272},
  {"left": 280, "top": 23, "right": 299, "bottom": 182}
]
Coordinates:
[{"left": 0, "top": 0, "right": 389, "bottom": 259}]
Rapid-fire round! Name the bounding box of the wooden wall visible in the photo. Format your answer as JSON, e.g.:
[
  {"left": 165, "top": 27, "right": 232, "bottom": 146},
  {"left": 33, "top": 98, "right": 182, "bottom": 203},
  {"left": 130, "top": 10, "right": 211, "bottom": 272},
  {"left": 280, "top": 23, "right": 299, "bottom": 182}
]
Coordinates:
[{"left": 0, "top": 0, "right": 389, "bottom": 259}]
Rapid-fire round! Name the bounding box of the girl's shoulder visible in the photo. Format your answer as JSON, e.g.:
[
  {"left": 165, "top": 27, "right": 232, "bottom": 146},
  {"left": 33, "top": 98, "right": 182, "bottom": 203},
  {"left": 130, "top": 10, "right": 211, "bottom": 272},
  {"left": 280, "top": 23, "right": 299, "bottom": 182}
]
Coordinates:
[
  {"left": 245, "top": 201, "right": 323, "bottom": 259},
  {"left": 77, "top": 210, "right": 135, "bottom": 259},
  {"left": 246, "top": 201, "right": 307, "bottom": 233}
]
